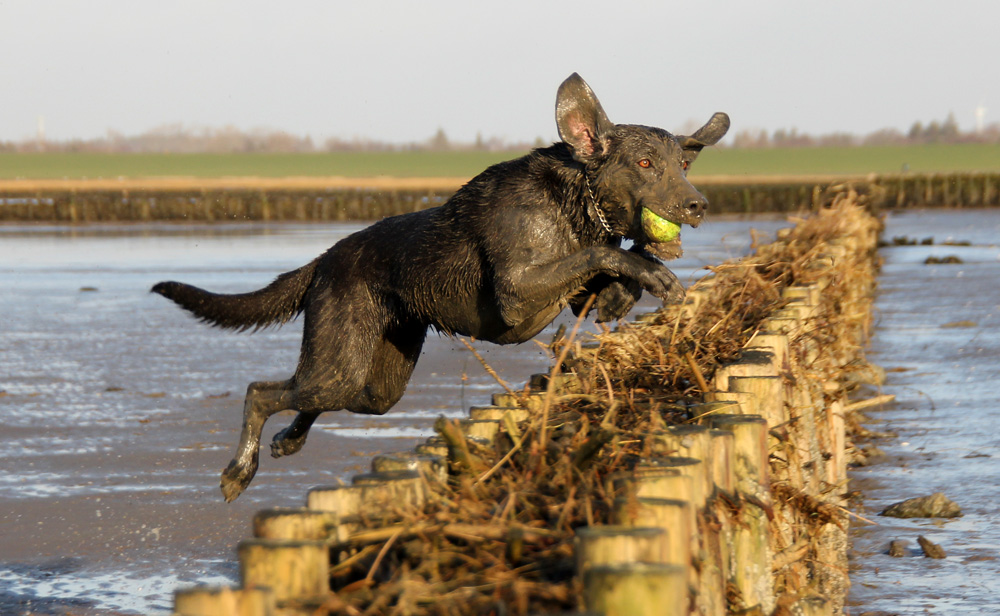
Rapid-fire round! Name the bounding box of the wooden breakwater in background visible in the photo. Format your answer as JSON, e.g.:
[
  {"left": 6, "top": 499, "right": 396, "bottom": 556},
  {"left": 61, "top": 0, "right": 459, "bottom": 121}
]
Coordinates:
[
  {"left": 0, "top": 171, "right": 998, "bottom": 222},
  {"left": 172, "top": 189, "right": 883, "bottom": 615}
]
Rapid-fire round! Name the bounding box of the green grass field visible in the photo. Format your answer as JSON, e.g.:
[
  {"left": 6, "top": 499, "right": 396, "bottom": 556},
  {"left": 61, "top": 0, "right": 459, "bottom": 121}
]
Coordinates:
[
  {"left": 691, "top": 143, "right": 1000, "bottom": 176},
  {"left": 0, "top": 151, "right": 523, "bottom": 180},
  {"left": 2, "top": 143, "right": 998, "bottom": 180}
]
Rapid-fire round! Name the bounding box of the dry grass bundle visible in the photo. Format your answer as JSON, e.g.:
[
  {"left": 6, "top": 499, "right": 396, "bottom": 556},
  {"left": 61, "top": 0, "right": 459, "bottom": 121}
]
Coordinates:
[{"left": 308, "top": 192, "right": 881, "bottom": 615}]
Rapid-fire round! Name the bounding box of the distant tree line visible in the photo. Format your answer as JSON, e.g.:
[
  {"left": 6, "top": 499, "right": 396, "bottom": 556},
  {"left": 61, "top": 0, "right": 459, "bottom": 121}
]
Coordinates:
[
  {"left": 0, "top": 124, "right": 546, "bottom": 155},
  {"left": 2, "top": 115, "right": 998, "bottom": 154},
  {"left": 731, "top": 113, "right": 1000, "bottom": 148}
]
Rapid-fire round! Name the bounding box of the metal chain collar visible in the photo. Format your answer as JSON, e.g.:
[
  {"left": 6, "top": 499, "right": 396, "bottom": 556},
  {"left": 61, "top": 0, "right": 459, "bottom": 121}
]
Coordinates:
[{"left": 585, "top": 177, "right": 614, "bottom": 235}]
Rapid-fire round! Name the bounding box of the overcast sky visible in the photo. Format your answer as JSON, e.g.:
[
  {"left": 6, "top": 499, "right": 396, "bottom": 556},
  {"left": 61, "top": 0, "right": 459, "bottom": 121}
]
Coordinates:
[{"left": 2, "top": 0, "right": 997, "bottom": 145}]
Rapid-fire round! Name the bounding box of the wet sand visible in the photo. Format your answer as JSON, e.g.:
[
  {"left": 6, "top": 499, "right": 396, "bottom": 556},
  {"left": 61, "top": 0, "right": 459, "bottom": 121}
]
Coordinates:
[{"left": 0, "top": 217, "right": 788, "bottom": 614}]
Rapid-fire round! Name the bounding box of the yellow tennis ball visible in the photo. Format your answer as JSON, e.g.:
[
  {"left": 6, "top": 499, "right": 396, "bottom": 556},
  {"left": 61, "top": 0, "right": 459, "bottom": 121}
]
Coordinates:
[{"left": 641, "top": 208, "right": 681, "bottom": 243}]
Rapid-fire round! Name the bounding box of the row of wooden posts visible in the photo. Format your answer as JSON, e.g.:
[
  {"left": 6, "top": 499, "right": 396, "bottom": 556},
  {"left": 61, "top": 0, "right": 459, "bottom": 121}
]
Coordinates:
[
  {"left": 1, "top": 172, "right": 997, "bottom": 222},
  {"left": 173, "top": 198, "right": 880, "bottom": 615}
]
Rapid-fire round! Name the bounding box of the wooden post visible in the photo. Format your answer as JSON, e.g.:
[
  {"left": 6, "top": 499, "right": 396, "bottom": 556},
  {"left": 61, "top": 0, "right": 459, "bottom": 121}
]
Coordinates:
[
  {"left": 612, "top": 467, "right": 724, "bottom": 616},
  {"left": 174, "top": 585, "right": 275, "bottom": 616},
  {"left": 252, "top": 508, "right": 342, "bottom": 542},
  {"left": 707, "top": 416, "right": 769, "bottom": 497},
  {"left": 729, "top": 375, "right": 785, "bottom": 431},
  {"left": 575, "top": 525, "right": 671, "bottom": 571},
  {"left": 613, "top": 496, "right": 692, "bottom": 569},
  {"left": 713, "top": 349, "right": 777, "bottom": 391},
  {"left": 698, "top": 498, "right": 729, "bottom": 616},
  {"left": 371, "top": 451, "right": 448, "bottom": 483},
  {"left": 745, "top": 333, "right": 789, "bottom": 372},
  {"left": 692, "top": 398, "right": 752, "bottom": 419},
  {"left": 761, "top": 316, "right": 801, "bottom": 337},
  {"left": 457, "top": 418, "right": 501, "bottom": 441},
  {"left": 782, "top": 285, "right": 820, "bottom": 306},
  {"left": 351, "top": 469, "right": 427, "bottom": 510},
  {"left": 647, "top": 426, "right": 714, "bottom": 502},
  {"left": 415, "top": 437, "right": 449, "bottom": 457},
  {"left": 647, "top": 425, "right": 710, "bottom": 459},
  {"left": 784, "top": 382, "right": 821, "bottom": 493},
  {"left": 824, "top": 398, "right": 847, "bottom": 492},
  {"left": 703, "top": 391, "right": 758, "bottom": 416},
  {"left": 583, "top": 563, "right": 687, "bottom": 616},
  {"left": 708, "top": 415, "right": 773, "bottom": 614},
  {"left": 612, "top": 468, "right": 691, "bottom": 503},
  {"left": 468, "top": 405, "right": 530, "bottom": 422},
  {"left": 635, "top": 456, "right": 707, "bottom": 510},
  {"left": 708, "top": 429, "right": 735, "bottom": 495},
  {"left": 237, "top": 539, "right": 329, "bottom": 605},
  {"left": 491, "top": 391, "right": 548, "bottom": 411},
  {"left": 528, "top": 371, "right": 582, "bottom": 393},
  {"left": 306, "top": 485, "right": 364, "bottom": 517}
]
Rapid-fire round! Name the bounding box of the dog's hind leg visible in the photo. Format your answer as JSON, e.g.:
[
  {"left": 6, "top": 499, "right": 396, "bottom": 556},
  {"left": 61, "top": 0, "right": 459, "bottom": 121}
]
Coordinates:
[
  {"left": 271, "top": 322, "right": 427, "bottom": 460},
  {"left": 221, "top": 379, "right": 294, "bottom": 502},
  {"left": 264, "top": 285, "right": 399, "bottom": 461},
  {"left": 347, "top": 323, "right": 427, "bottom": 416}
]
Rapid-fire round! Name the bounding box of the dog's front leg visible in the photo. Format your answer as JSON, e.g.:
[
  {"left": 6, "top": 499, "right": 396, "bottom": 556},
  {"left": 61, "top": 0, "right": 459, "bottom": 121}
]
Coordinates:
[
  {"left": 594, "top": 277, "right": 644, "bottom": 322},
  {"left": 499, "top": 246, "right": 683, "bottom": 327},
  {"left": 590, "top": 246, "right": 671, "bottom": 322},
  {"left": 570, "top": 274, "right": 643, "bottom": 323},
  {"left": 221, "top": 380, "right": 293, "bottom": 502}
]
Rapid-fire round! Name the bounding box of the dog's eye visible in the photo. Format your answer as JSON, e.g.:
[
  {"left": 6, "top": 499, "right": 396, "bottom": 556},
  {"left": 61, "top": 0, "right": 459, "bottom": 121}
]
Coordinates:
[{"left": 638, "top": 159, "right": 652, "bottom": 168}]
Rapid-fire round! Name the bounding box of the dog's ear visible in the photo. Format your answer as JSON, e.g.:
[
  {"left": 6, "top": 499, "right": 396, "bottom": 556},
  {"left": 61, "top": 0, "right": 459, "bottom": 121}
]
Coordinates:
[
  {"left": 556, "top": 73, "right": 614, "bottom": 161},
  {"left": 680, "top": 112, "right": 730, "bottom": 160}
]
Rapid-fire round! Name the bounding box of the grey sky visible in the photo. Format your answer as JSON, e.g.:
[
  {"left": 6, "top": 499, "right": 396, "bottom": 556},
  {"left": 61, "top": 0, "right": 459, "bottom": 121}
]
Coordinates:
[{"left": 2, "top": 0, "right": 997, "bottom": 145}]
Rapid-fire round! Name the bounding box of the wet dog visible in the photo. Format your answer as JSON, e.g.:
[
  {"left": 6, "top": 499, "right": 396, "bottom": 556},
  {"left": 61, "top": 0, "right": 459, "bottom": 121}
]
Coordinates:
[{"left": 153, "top": 73, "right": 729, "bottom": 501}]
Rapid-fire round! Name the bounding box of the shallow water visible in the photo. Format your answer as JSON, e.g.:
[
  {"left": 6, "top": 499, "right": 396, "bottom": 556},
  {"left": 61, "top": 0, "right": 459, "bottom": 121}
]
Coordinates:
[
  {"left": 847, "top": 209, "right": 1000, "bottom": 614},
  {"left": 0, "top": 216, "right": 789, "bottom": 615},
  {"left": 6, "top": 209, "right": 995, "bottom": 614}
]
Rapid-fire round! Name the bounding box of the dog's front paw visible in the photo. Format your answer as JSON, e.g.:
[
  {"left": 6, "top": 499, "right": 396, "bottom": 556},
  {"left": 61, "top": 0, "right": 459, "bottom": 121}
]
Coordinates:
[
  {"left": 660, "top": 277, "right": 686, "bottom": 305},
  {"left": 270, "top": 427, "right": 308, "bottom": 459},
  {"left": 639, "top": 266, "right": 685, "bottom": 304},
  {"left": 220, "top": 457, "right": 258, "bottom": 503}
]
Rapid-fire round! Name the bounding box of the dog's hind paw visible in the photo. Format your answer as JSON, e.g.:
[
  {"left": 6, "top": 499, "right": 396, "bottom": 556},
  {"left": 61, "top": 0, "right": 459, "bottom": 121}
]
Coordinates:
[
  {"left": 270, "top": 429, "right": 307, "bottom": 459},
  {"left": 220, "top": 458, "right": 257, "bottom": 503}
]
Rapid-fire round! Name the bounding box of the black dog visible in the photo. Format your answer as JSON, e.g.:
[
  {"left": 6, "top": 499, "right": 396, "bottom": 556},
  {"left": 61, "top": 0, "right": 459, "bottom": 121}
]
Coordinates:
[{"left": 153, "top": 73, "right": 729, "bottom": 501}]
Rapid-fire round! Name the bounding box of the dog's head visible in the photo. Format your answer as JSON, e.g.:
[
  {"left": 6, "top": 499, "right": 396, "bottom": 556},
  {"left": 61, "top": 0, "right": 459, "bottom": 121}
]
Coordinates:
[{"left": 556, "top": 73, "right": 729, "bottom": 242}]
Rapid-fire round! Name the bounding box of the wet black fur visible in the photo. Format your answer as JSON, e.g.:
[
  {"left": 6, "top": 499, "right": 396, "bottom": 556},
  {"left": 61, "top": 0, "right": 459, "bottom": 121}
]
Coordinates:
[{"left": 152, "top": 73, "right": 729, "bottom": 501}]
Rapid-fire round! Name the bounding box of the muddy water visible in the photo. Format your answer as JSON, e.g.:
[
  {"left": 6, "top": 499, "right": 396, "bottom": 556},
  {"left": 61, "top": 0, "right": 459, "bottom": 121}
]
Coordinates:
[
  {"left": 0, "top": 216, "right": 790, "bottom": 615},
  {"left": 848, "top": 209, "right": 1000, "bottom": 614}
]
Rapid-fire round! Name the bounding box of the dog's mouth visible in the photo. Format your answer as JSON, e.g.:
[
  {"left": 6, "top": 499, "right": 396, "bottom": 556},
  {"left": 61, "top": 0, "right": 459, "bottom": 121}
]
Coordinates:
[{"left": 640, "top": 208, "right": 682, "bottom": 244}]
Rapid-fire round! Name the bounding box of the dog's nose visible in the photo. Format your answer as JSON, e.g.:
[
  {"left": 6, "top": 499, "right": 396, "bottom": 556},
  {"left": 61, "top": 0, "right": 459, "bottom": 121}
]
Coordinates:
[{"left": 685, "top": 196, "right": 708, "bottom": 219}]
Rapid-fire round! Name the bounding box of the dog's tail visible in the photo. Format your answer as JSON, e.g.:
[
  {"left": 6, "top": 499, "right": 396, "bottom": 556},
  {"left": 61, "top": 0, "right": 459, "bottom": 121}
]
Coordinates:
[{"left": 151, "top": 260, "right": 319, "bottom": 332}]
